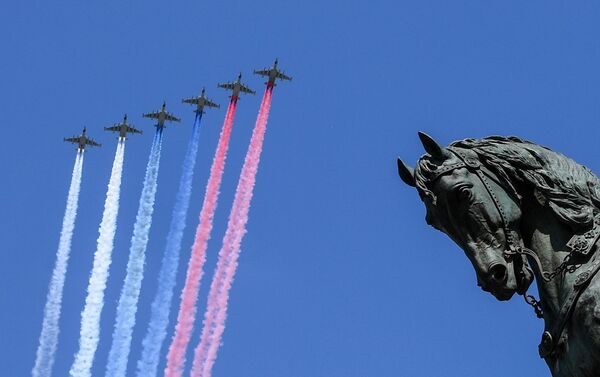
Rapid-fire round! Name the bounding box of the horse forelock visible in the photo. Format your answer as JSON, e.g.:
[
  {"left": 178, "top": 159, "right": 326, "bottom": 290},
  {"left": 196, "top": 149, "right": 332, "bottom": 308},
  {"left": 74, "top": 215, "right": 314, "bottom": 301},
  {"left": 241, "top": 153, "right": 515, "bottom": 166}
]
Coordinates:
[
  {"left": 414, "top": 155, "right": 441, "bottom": 202},
  {"left": 414, "top": 136, "right": 600, "bottom": 230}
]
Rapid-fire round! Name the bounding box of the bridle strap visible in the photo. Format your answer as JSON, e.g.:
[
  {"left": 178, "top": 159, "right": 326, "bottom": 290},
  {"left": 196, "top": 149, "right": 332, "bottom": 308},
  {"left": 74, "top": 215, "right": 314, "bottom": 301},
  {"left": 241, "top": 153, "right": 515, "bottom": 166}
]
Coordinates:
[
  {"left": 539, "top": 251, "right": 600, "bottom": 359},
  {"left": 427, "top": 147, "right": 600, "bottom": 360},
  {"left": 444, "top": 148, "right": 563, "bottom": 280},
  {"left": 474, "top": 168, "right": 600, "bottom": 359},
  {"left": 446, "top": 147, "right": 520, "bottom": 253}
]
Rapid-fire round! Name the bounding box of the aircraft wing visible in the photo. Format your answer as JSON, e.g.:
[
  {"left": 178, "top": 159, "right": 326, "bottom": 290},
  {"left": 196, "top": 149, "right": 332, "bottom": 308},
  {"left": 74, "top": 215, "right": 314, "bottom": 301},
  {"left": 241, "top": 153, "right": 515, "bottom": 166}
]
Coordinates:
[
  {"left": 239, "top": 84, "right": 256, "bottom": 94},
  {"left": 218, "top": 82, "right": 235, "bottom": 90},
  {"left": 105, "top": 125, "right": 120, "bottom": 132},
  {"left": 164, "top": 113, "right": 180, "bottom": 122},
  {"left": 276, "top": 71, "right": 292, "bottom": 81},
  {"left": 85, "top": 138, "right": 101, "bottom": 147},
  {"left": 142, "top": 111, "right": 160, "bottom": 120},
  {"left": 254, "top": 68, "right": 270, "bottom": 76},
  {"left": 127, "top": 125, "right": 143, "bottom": 134},
  {"left": 64, "top": 137, "right": 79, "bottom": 143},
  {"left": 206, "top": 99, "right": 220, "bottom": 109}
]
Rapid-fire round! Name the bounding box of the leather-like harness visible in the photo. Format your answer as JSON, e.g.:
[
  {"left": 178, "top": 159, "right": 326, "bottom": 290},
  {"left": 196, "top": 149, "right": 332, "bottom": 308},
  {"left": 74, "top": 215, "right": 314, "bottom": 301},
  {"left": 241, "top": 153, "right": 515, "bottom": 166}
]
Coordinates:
[
  {"left": 428, "top": 147, "right": 600, "bottom": 360},
  {"left": 539, "top": 249, "right": 600, "bottom": 359}
]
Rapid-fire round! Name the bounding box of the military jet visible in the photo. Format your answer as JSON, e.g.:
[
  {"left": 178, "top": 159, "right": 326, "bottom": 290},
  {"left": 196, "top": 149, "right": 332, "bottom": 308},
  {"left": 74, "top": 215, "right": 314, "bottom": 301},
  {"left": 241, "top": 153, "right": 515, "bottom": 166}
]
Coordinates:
[
  {"left": 254, "top": 59, "right": 292, "bottom": 88},
  {"left": 142, "top": 101, "right": 180, "bottom": 129},
  {"left": 182, "top": 88, "right": 220, "bottom": 113},
  {"left": 104, "top": 114, "right": 143, "bottom": 140},
  {"left": 64, "top": 127, "right": 101, "bottom": 151},
  {"left": 217, "top": 73, "right": 255, "bottom": 101}
]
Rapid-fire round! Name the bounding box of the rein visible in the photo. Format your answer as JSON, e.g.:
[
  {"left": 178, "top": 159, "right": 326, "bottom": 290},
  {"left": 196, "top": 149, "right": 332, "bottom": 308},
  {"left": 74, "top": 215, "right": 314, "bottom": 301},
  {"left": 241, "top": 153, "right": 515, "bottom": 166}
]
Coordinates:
[{"left": 433, "top": 147, "right": 600, "bottom": 360}]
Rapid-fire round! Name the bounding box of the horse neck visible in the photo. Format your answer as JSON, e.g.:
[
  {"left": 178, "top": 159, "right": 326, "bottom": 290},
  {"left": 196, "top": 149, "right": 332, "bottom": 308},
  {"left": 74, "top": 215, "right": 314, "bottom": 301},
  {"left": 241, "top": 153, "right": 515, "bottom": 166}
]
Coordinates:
[{"left": 519, "top": 198, "right": 575, "bottom": 324}]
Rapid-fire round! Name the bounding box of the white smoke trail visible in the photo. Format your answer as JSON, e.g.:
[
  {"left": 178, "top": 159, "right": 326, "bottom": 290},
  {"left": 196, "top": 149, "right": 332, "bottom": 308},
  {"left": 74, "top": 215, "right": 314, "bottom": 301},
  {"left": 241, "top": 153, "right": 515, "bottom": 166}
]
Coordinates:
[
  {"left": 105, "top": 131, "right": 163, "bottom": 377},
  {"left": 69, "top": 141, "right": 126, "bottom": 377},
  {"left": 32, "top": 152, "right": 85, "bottom": 377}
]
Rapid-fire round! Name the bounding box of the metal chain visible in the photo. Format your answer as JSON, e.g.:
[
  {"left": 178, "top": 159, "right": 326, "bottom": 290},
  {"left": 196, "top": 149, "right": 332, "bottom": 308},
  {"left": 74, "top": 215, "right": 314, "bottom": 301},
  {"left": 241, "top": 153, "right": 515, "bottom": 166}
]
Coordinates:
[
  {"left": 445, "top": 148, "right": 590, "bottom": 320},
  {"left": 509, "top": 246, "right": 578, "bottom": 283},
  {"left": 523, "top": 293, "right": 544, "bottom": 318},
  {"left": 541, "top": 252, "right": 577, "bottom": 282},
  {"left": 519, "top": 249, "right": 585, "bottom": 319},
  {"left": 513, "top": 248, "right": 579, "bottom": 319}
]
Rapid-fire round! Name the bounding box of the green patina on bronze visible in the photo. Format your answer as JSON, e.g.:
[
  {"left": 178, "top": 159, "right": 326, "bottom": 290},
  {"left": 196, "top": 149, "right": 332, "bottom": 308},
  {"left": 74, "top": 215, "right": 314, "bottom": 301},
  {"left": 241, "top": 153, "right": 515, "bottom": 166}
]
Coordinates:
[{"left": 398, "top": 133, "right": 600, "bottom": 377}]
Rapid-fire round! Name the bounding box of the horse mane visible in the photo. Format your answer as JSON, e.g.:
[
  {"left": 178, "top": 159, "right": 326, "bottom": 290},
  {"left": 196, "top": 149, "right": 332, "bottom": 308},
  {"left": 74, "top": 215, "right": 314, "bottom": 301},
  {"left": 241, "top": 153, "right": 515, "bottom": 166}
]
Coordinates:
[{"left": 415, "top": 136, "right": 600, "bottom": 230}]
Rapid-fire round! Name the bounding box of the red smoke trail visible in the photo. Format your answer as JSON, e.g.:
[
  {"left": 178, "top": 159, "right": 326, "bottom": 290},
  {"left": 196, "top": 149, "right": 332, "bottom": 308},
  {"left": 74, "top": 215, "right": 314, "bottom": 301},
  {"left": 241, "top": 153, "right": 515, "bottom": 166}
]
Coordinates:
[
  {"left": 190, "top": 88, "right": 273, "bottom": 377},
  {"left": 164, "top": 100, "right": 238, "bottom": 377}
]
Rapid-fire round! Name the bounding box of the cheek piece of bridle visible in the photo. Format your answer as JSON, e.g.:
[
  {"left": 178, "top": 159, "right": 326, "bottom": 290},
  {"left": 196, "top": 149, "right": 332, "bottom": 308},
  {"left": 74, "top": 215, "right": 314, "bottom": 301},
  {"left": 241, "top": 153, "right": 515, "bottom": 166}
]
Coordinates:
[{"left": 431, "top": 147, "right": 600, "bottom": 360}]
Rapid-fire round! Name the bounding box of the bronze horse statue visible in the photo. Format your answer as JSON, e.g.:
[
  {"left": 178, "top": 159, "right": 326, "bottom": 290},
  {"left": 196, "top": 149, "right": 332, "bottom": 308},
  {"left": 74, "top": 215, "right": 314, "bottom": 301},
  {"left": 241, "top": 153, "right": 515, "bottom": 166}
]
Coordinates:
[{"left": 397, "top": 133, "right": 600, "bottom": 377}]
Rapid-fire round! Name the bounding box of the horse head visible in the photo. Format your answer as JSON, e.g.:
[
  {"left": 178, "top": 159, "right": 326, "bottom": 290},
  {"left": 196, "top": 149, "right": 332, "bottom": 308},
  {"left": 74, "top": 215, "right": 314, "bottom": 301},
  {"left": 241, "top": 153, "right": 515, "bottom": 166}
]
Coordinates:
[
  {"left": 398, "top": 133, "right": 600, "bottom": 374},
  {"left": 398, "top": 132, "right": 533, "bottom": 301}
]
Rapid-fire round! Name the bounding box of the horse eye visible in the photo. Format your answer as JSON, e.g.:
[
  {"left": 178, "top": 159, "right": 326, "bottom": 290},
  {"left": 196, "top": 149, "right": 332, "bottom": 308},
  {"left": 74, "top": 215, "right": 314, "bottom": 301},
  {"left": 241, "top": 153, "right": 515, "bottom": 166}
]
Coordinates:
[{"left": 457, "top": 186, "right": 473, "bottom": 201}]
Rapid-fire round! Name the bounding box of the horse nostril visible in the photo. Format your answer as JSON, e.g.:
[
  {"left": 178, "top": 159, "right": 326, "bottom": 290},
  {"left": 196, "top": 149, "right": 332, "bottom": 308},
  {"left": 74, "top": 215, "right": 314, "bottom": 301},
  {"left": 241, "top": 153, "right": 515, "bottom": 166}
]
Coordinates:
[{"left": 489, "top": 264, "right": 508, "bottom": 284}]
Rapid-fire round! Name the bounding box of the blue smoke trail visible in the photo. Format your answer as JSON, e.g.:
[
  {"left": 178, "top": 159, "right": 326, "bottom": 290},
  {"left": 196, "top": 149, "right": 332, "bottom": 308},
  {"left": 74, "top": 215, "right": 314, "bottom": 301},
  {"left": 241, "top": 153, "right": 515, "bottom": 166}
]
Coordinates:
[
  {"left": 136, "top": 112, "right": 203, "bottom": 377},
  {"left": 70, "top": 141, "right": 125, "bottom": 377},
  {"left": 33, "top": 152, "right": 85, "bottom": 377},
  {"left": 105, "top": 130, "right": 163, "bottom": 377}
]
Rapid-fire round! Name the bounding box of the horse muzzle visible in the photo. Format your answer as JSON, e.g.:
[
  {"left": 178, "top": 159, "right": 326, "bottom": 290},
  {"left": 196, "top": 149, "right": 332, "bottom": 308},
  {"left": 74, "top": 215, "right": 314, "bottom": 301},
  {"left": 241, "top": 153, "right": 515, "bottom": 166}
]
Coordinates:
[{"left": 478, "top": 262, "right": 520, "bottom": 301}]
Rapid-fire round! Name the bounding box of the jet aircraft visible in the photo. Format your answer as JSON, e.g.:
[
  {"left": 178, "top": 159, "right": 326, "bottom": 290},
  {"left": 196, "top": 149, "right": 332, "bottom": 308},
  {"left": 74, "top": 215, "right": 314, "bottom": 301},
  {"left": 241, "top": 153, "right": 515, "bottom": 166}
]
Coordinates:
[
  {"left": 64, "top": 127, "right": 101, "bottom": 151},
  {"left": 182, "top": 88, "right": 220, "bottom": 113},
  {"left": 142, "top": 101, "right": 180, "bottom": 129},
  {"left": 217, "top": 74, "right": 255, "bottom": 101},
  {"left": 104, "top": 114, "right": 143, "bottom": 139},
  {"left": 254, "top": 59, "right": 292, "bottom": 88}
]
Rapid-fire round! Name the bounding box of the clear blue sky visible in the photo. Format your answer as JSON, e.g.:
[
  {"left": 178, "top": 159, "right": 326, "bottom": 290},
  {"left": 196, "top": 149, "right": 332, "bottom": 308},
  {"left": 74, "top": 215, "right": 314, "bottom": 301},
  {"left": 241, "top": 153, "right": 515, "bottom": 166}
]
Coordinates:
[{"left": 2, "top": 1, "right": 600, "bottom": 376}]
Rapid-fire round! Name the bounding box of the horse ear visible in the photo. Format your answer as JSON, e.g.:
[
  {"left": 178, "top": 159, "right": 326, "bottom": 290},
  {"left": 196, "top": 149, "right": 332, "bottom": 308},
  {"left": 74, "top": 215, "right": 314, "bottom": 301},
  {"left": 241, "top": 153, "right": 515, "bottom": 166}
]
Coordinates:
[
  {"left": 418, "top": 132, "right": 447, "bottom": 159},
  {"left": 397, "top": 158, "right": 416, "bottom": 187}
]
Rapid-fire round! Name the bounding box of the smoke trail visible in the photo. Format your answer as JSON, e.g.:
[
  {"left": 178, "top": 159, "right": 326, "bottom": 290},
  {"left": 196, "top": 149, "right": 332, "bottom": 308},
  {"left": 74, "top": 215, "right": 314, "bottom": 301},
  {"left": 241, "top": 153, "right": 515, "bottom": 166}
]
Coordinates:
[
  {"left": 164, "top": 101, "right": 238, "bottom": 377},
  {"left": 135, "top": 112, "right": 204, "bottom": 377},
  {"left": 105, "top": 130, "right": 163, "bottom": 377},
  {"left": 69, "top": 141, "right": 125, "bottom": 377},
  {"left": 191, "top": 88, "right": 273, "bottom": 377},
  {"left": 32, "top": 152, "right": 85, "bottom": 377}
]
